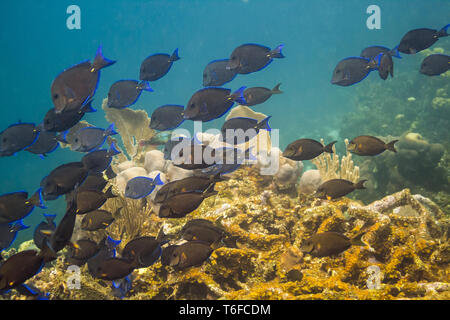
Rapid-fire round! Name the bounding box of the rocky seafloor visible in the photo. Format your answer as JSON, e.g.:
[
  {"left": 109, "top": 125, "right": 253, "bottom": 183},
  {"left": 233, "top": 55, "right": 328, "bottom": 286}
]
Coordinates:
[{"left": 2, "top": 162, "right": 449, "bottom": 300}]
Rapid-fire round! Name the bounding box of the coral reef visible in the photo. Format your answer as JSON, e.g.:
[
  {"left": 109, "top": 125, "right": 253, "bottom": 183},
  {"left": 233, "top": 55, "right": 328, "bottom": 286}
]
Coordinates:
[
  {"left": 311, "top": 138, "right": 360, "bottom": 183},
  {"left": 357, "top": 133, "right": 448, "bottom": 209},
  {"left": 3, "top": 162, "right": 448, "bottom": 300},
  {"left": 339, "top": 46, "right": 450, "bottom": 209}
]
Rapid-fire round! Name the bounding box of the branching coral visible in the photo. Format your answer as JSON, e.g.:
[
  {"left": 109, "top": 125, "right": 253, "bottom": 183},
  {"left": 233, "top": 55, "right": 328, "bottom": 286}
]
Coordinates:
[
  {"left": 311, "top": 138, "right": 360, "bottom": 182},
  {"left": 101, "top": 195, "right": 157, "bottom": 249}
]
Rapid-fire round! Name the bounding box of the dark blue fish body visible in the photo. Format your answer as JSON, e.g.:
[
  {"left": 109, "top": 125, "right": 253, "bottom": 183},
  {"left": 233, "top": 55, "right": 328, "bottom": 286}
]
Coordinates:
[
  {"left": 221, "top": 116, "right": 271, "bottom": 145},
  {"left": 33, "top": 214, "right": 57, "bottom": 250},
  {"left": 81, "top": 142, "right": 121, "bottom": 173},
  {"left": 203, "top": 59, "right": 237, "bottom": 86},
  {"left": 360, "top": 45, "right": 401, "bottom": 59},
  {"left": 227, "top": 44, "right": 284, "bottom": 74},
  {"left": 49, "top": 199, "right": 78, "bottom": 253},
  {"left": 149, "top": 105, "right": 185, "bottom": 131},
  {"left": 398, "top": 24, "right": 449, "bottom": 54},
  {"left": 183, "top": 87, "right": 246, "bottom": 122},
  {"left": 72, "top": 123, "right": 118, "bottom": 152},
  {"left": 88, "top": 236, "right": 121, "bottom": 278},
  {"left": 107, "top": 80, "right": 153, "bottom": 109},
  {"left": 0, "top": 241, "right": 56, "bottom": 291},
  {"left": 0, "top": 220, "right": 28, "bottom": 253},
  {"left": 331, "top": 57, "right": 376, "bottom": 86},
  {"left": 420, "top": 54, "right": 450, "bottom": 76},
  {"left": 124, "top": 174, "right": 164, "bottom": 199},
  {"left": 25, "top": 124, "right": 63, "bottom": 158},
  {"left": 51, "top": 46, "right": 116, "bottom": 114},
  {"left": 43, "top": 99, "right": 96, "bottom": 133},
  {"left": 40, "top": 162, "right": 89, "bottom": 200},
  {"left": 140, "top": 49, "right": 180, "bottom": 81},
  {"left": 0, "top": 190, "right": 45, "bottom": 224},
  {"left": 0, "top": 123, "right": 39, "bottom": 157}
]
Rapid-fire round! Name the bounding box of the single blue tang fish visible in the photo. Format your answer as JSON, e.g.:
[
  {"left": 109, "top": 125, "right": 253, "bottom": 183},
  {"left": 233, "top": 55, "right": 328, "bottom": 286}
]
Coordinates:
[
  {"left": 107, "top": 80, "right": 153, "bottom": 109},
  {"left": 0, "top": 220, "right": 29, "bottom": 253},
  {"left": 125, "top": 174, "right": 164, "bottom": 199},
  {"left": 72, "top": 123, "right": 118, "bottom": 152},
  {"left": 203, "top": 59, "right": 237, "bottom": 87},
  {"left": 331, "top": 57, "right": 377, "bottom": 86}
]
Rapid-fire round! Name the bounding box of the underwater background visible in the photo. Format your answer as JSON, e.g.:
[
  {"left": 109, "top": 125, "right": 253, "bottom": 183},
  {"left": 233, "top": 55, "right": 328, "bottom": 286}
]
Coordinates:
[{"left": 0, "top": 0, "right": 449, "bottom": 300}]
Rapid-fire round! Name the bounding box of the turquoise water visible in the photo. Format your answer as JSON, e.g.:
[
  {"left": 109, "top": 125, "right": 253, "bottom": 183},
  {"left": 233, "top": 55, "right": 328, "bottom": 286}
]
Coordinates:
[{"left": 0, "top": 0, "right": 449, "bottom": 245}]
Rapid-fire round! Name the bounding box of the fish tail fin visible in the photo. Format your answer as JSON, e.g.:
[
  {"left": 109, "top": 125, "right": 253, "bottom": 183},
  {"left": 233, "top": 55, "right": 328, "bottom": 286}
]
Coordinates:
[
  {"left": 323, "top": 141, "right": 337, "bottom": 153},
  {"left": 268, "top": 44, "right": 285, "bottom": 59},
  {"left": 203, "top": 183, "right": 218, "bottom": 198},
  {"left": 438, "top": 24, "right": 450, "bottom": 37},
  {"left": 137, "top": 81, "right": 154, "bottom": 92},
  {"left": 81, "top": 97, "right": 96, "bottom": 113},
  {"left": 169, "top": 48, "right": 180, "bottom": 62},
  {"left": 271, "top": 83, "right": 283, "bottom": 94},
  {"left": 231, "top": 86, "right": 247, "bottom": 105},
  {"left": 92, "top": 46, "right": 116, "bottom": 72},
  {"left": 55, "top": 131, "right": 69, "bottom": 144},
  {"left": 104, "top": 186, "right": 117, "bottom": 199},
  {"left": 13, "top": 219, "right": 29, "bottom": 232},
  {"left": 354, "top": 179, "right": 367, "bottom": 190},
  {"left": 38, "top": 240, "right": 57, "bottom": 263},
  {"left": 153, "top": 173, "right": 164, "bottom": 186},
  {"left": 350, "top": 231, "right": 366, "bottom": 247},
  {"left": 386, "top": 140, "right": 398, "bottom": 153},
  {"left": 389, "top": 45, "right": 402, "bottom": 59},
  {"left": 27, "top": 188, "right": 46, "bottom": 209},
  {"left": 44, "top": 213, "right": 57, "bottom": 224},
  {"left": 108, "top": 141, "right": 121, "bottom": 157},
  {"left": 104, "top": 123, "right": 118, "bottom": 137},
  {"left": 255, "top": 116, "right": 272, "bottom": 132},
  {"left": 211, "top": 172, "right": 230, "bottom": 182}
]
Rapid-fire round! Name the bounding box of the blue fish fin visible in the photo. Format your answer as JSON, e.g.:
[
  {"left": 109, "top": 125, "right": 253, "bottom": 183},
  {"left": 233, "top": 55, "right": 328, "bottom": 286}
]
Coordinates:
[
  {"left": 439, "top": 23, "right": 450, "bottom": 35},
  {"left": 13, "top": 219, "right": 29, "bottom": 231},
  {"left": 268, "top": 44, "right": 285, "bottom": 58},
  {"left": 137, "top": 81, "right": 154, "bottom": 92},
  {"left": 104, "top": 123, "right": 118, "bottom": 137},
  {"left": 44, "top": 213, "right": 57, "bottom": 224},
  {"left": 232, "top": 86, "right": 247, "bottom": 105},
  {"left": 389, "top": 45, "right": 402, "bottom": 59},
  {"left": 256, "top": 116, "right": 272, "bottom": 132},
  {"left": 153, "top": 173, "right": 164, "bottom": 186},
  {"left": 106, "top": 236, "right": 121, "bottom": 248},
  {"left": 56, "top": 131, "right": 69, "bottom": 144},
  {"left": 92, "top": 46, "right": 116, "bottom": 72},
  {"left": 81, "top": 98, "right": 96, "bottom": 113},
  {"left": 108, "top": 141, "right": 121, "bottom": 157},
  {"left": 170, "top": 48, "right": 180, "bottom": 62}
]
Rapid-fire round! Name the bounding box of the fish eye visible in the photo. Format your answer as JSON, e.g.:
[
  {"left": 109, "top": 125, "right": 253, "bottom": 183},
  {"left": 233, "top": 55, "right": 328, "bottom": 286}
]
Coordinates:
[
  {"left": 336, "top": 69, "right": 341, "bottom": 74},
  {"left": 2, "top": 138, "right": 6, "bottom": 142},
  {"left": 231, "top": 56, "right": 236, "bottom": 60},
  {"left": 53, "top": 94, "right": 59, "bottom": 100},
  {"left": 74, "top": 138, "right": 78, "bottom": 142},
  {"left": 189, "top": 103, "right": 195, "bottom": 109}
]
